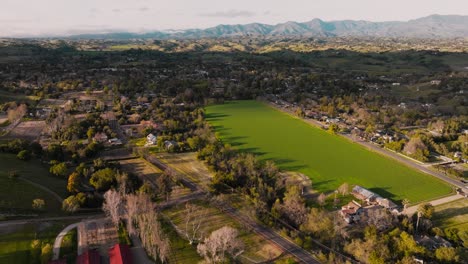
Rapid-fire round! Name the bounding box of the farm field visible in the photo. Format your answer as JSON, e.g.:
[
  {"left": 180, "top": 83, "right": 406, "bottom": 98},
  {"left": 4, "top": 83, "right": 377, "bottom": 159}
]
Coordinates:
[
  {"left": 164, "top": 200, "right": 283, "bottom": 263},
  {"left": 205, "top": 100, "right": 451, "bottom": 203},
  {"left": 5, "top": 121, "right": 45, "bottom": 141},
  {"left": 433, "top": 199, "right": 468, "bottom": 231}
]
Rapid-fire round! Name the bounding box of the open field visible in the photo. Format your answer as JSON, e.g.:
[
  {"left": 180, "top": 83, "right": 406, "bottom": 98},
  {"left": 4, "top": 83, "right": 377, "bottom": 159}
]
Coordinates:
[
  {"left": 205, "top": 100, "right": 452, "bottom": 203},
  {"left": 0, "top": 153, "right": 68, "bottom": 198},
  {"left": 433, "top": 199, "right": 468, "bottom": 231},
  {"left": 0, "top": 221, "right": 72, "bottom": 264},
  {"left": 5, "top": 121, "right": 45, "bottom": 140},
  {"left": 119, "top": 158, "right": 162, "bottom": 183},
  {"left": 157, "top": 152, "right": 214, "bottom": 188},
  {"left": 164, "top": 200, "right": 283, "bottom": 263},
  {"left": 0, "top": 90, "right": 40, "bottom": 104}
]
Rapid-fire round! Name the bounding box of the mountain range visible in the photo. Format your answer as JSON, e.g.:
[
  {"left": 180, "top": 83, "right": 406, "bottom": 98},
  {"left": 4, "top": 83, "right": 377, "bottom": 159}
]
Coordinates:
[{"left": 69, "top": 15, "right": 468, "bottom": 40}]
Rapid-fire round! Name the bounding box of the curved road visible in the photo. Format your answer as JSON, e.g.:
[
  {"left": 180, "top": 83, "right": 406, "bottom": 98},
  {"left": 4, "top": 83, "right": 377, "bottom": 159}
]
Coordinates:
[{"left": 52, "top": 222, "right": 79, "bottom": 260}]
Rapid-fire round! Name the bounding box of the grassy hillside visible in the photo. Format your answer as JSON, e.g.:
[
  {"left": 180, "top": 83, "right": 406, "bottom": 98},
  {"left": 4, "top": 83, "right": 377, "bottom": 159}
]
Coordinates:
[{"left": 205, "top": 100, "right": 451, "bottom": 203}]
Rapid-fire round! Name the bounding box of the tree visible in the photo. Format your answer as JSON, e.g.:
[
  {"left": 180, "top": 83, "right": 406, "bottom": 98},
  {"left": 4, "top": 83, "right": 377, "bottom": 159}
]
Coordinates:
[
  {"left": 102, "top": 189, "right": 123, "bottom": 226},
  {"left": 32, "top": 199, "right": 45, "bottom": 210},
  {"left": 280, "top": 185, "right": 307, "bottom": 226},
  {"left": 67, "top": 172, "right": 81, "bottom": 193},
  {"left": 301, "top": 208, "right": 334, "bottom": 242},
  {"left": 317, "top": 193, "right": 326, "bottom": 206},
  {"left": 417, "top": 203, "right": 434, "bottom": 219},
  {"left": 402, "top": 199, "right": 410, "bottom": 211},
  {"left": 157, "top": 169, "right": 173, "bottom": 201},
  {"left": 338, "top": 183, "right": 349, "bottom": 196},
  {"left": 328, "top": 123, "right": 339, "bottom": 134},
  {"left": 49, "top": 162, "right": 67, "bottom": 177},
  {"left": 403, "top": 137, "right": 429, "bottom": 161},
  {"left": 197, "top": 226, "right": 244, "bottom": 263},
  {"left": 90, "top": 168, "right": 116, "bottom": 191},
  {"left": 434, "top": 247, "right": 459, "bottom": 263},
  {"left": 40, "top": 243, "right": 52, "bottom": 264},
  {"left": 62, "top": 195, "right": 80, "bottom": 212},
  {"left": 17, "top": 150, "right": 30, "bottom": 160},
  {"left": 181, "top": 203, "right": 206, "bottom": 245},
  {"left": 136, "top": 208, "right": 171, "bottom": 263},
  {"left": 395, "top": 231, "right": 425, "bottom": 257}
]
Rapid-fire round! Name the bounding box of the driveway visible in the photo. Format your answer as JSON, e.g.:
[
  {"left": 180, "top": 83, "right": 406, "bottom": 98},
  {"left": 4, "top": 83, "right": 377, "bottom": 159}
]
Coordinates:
[{"left": 52, "top": 222, "right": 79, "bottom": 260}]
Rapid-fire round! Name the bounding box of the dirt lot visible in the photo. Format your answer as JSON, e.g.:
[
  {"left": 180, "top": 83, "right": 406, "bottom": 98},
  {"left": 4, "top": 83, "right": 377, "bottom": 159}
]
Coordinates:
[
  {"left": 157, "top": 152, "right": 214, "bottom": 188},
  {"left": 6, "top": 121, "right": 45, "bottom": 140}
]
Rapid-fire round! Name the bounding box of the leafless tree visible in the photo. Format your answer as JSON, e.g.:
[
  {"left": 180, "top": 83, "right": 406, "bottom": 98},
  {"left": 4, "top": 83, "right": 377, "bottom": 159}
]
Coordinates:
[
  {"left": 7, "top": 103, "right": 27, "bottom": 122},
  {"left": 136, "top": 208, "right": 170, "bottom": 263},
  {"left": 102, "top": 189, "right": 124, "bottom": 226},
  {"left": 181, "top": 203, "right": 206, "bottom": 245},
  {"left": 338, "top": 183, "right": 349, "bottom": 196},
  {"left": 197, "top": 226, "right": 244, "bottom": 263},
  {"left": 125, "top": 193, "right": 153, "bottom": 236},
  {"left": 317, "top": 193, "right": 327, "bottom": 206}
]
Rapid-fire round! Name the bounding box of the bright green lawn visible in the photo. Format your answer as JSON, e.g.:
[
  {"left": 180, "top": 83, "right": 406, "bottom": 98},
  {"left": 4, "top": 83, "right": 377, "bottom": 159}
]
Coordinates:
[
  {"left": 433, "top": 199, "right": 468, "bottom": 231},
  {"left": 205, "top": 100, "right": 451, "bottom": 203}
]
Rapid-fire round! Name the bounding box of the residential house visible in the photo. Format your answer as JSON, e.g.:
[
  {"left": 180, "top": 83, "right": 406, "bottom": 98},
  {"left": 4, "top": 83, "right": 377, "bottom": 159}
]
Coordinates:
[
  {"left": 146, "top": 133, "right": 157, "bottom": 145},
  {"left": 164, "top": 140, "right": 178, "bottom": 150},
  {"left": 415, "top": 235, "right": 452, "bottom": 250},
  {"left": 375, "top": 197, "right": 398, "bottom": 210},
  {"left": 430, "top": 80, "right": 441, "bottom": 85},
  {"left": 109, "top": 244, "right": 133, "bottom": 264},
  {"left": 351, "top": 185, "right": 381, "bottom": 204},
  {"left": 93, "top": 132, "right": 108, "bottom": 143},
  {"left": 340, "top": 200, "right": 362, "bottom": 223}
]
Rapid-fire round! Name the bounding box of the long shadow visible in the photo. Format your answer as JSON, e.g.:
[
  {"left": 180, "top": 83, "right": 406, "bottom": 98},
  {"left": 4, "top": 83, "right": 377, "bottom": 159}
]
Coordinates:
[
  {"left": 205, "top": 113, "right": 230, "bottom": 119},
  {"left": 434, "top": 206, "right": 468, "bottom": 223},
  {"left": 369, "top": 187, "right": 397, "bottom": 201},
  {"left": 312, "top": 179, "right": 335, "bottom": 189}
]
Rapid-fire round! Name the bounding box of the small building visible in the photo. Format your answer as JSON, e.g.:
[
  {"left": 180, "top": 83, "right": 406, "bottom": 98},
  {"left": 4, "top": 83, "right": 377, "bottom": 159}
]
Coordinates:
[
  {"left": 351, "top": 185, "right": 381, "bottom": 204},
  {"left": 76, "top": 249, "right": 101, "bottom": 264},
  {"left": 93, "top": 132, "right": 108, "bottom": 143},
  {"left": 146, "top": 133, "right": 157, "bottom": 145},
  {"left": 108, "top": 138, "right": 123, "bottom": 146},
  {"left": 164, "top": 140, "right": 178, "bottom": 150},
  {"left": 340, "top": 200, "right": 362, "bottom": 223},
  {"left": 376, "top": 197, "right": 398, "bottom": 210},
  {"left": 430, "top": 80, "right": 441, "bottom": 85},
  {"left": 109, "top": 244, "right": 133, "bottom": 264},
  {"left": 415, "top": 235, "right": 452, "bottom": 250}
]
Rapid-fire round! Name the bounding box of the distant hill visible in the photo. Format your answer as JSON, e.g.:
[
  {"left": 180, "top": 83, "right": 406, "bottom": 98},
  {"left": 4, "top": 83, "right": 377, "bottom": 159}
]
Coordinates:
[{"left": 68, "top": 15, "right": 468, "bottom": 40}]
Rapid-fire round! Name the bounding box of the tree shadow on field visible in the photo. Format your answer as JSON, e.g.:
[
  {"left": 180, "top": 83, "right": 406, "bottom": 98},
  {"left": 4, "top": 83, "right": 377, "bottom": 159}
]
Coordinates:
[
  {"left": 272, "top": 158, "right": 307, "bottom": 171},
  {"left": 434, "top": 206, "right": 468, "bottom": 223},
  {"left": 205, "top": 113, "right": 230, "bottom": 121},
  {"left": 369, "top": 187, "right": 398, "bottom": 202},
  {"left": 239, "top": 147, "right": 268, "bottom": 157},
  {"left": 226, "top": 136, "right": 247, "bottom": 147},
  {"left": 312, "top": 179, "right": 335, "bottom": 190}
]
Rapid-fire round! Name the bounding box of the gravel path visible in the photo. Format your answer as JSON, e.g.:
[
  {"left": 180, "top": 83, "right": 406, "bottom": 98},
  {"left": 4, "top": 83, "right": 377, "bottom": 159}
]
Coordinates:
[{"left": 404, "top": 194, "right": 464, "bottom": 216}]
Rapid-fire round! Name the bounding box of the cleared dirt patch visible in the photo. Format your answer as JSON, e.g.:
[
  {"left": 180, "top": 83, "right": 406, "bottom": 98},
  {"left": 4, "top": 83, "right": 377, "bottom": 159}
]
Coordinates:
[{"left": 7, "top": 121, "right": 45, "bottom": 140}]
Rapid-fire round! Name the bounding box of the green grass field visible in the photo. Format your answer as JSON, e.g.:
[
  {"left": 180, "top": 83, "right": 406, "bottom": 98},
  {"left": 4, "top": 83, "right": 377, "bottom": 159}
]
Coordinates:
[
  {"left": 0, "top": 221, "right": 70, "bottom": 264},
  {"left": 205, "top": 100, "right": 452, "bottom": 203},
  {"left": 0, "top": 153, "right": 66, "bottom": 216},
  {"left": 433, "top": 199, "right": 468, "bottom": 231}
]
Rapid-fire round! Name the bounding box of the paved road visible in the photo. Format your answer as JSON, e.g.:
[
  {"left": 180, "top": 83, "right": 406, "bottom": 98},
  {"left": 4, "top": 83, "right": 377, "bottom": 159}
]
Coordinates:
[
  {"left": 52, "top": 222, "right": 79, "bottom": 260},
  {"left": 0, "top": 213, "right": 104, "bottom": 228},
  {"left": 404, "top": 194, "right": 464, "bottom": 216},
  {"left": 214, "top": 201, "right": 321, "bottom": 264}
]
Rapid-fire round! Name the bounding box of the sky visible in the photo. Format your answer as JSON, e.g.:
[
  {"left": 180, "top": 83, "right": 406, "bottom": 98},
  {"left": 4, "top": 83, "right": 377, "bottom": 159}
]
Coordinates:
[{"left": 1, "top": 0, "right": 468, "bottom": 37}]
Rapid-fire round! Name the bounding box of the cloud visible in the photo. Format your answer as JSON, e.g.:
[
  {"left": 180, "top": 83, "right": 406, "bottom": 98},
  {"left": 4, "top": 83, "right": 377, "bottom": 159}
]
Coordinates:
[
  {"left": 139, "top": 7, "right": 150, "bottom": 12},
  {"left": 199, "top": 9, "right": 256, "bottom": 18},
  {"left": 112, "top": 8, "right": 121, "bottom": 13}
]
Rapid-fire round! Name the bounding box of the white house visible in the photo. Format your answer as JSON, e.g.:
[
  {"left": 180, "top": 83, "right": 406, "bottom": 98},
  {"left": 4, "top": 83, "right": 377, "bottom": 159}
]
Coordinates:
[{"left": 146, "top": 133, "right": 157, "bottom": 145}]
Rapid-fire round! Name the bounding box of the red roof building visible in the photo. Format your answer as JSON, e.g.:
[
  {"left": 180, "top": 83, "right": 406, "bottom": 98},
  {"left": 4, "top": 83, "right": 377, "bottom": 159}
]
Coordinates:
[
  {"left": 48, "top": 259, "right": 66, "bottom": 264},
  {"left": 76, "top": 249, "right": 101, "bottom": 264},
  {"left": 108, "top": 244, "right": 133, "bottom": 264}
]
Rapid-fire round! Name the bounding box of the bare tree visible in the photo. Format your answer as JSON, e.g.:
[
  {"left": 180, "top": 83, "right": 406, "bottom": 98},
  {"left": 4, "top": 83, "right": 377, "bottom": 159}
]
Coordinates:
[
  {"left": 125, "top": 193, "right": 153, "bottom": 236},
  {"left": 136, "top": 208, "right": 170, "bottom": 263},
  {"left": 102, "top": 189, "right": 123, "bottom": 226},
  {"left": 181, "top": 203, "right": 206, "bottom": 245},
  {"left": 317, "top": 193, "right": 327, "bottom": 206},
  {"left": 197, "top": 226, "right": 244, "bottom": 263},
  {"left": 338, "top": 183, "right": 349, "bottom": 196}
]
